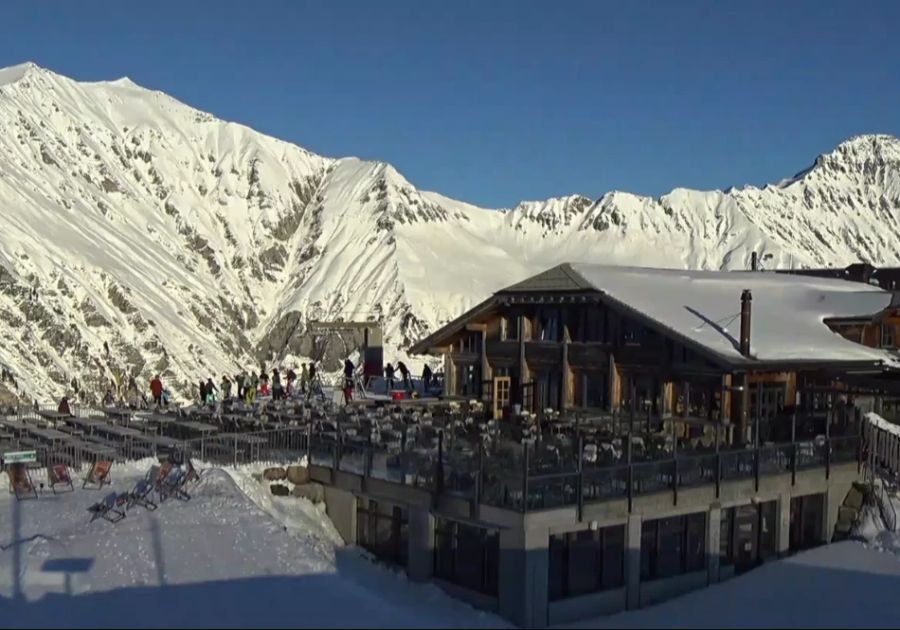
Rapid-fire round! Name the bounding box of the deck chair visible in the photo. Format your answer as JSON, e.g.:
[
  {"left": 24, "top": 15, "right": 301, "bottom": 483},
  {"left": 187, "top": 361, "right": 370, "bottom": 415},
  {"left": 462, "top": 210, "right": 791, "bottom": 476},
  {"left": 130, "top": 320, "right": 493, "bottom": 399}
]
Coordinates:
[
  {"left": 6, "top": 464, "right": 38, "bottom": 500},
  {"left": 83, "top": 460, "right": 113, "bottom": 490},
  {"left": 124, "top": 478, "right": 157, "bottom": 511},
  {"left": 182, "top": 457, "right": 201, "bottom": 485},
  {"left": 47, "top": 464, "right": 74, "bottom": 494},
  {"left": 159, "top": 467, "right": 191, "bottom": 502},
  {"left": 152, "top": 462, "right": 173, "bottom": 493},
  {"left": 87, "top": 492, "right": 126, "bottom": 523}
]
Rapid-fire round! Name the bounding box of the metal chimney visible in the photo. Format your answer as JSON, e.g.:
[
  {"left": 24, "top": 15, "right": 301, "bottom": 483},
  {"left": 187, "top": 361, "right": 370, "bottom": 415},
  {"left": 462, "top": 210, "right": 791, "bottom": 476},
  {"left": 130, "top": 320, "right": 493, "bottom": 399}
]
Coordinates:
[
  {"left": 740, "top": 290, "right": 752, "bottom": 357},
  {"left": 750, "top": 252, "right": 758, "bottom": 272}
]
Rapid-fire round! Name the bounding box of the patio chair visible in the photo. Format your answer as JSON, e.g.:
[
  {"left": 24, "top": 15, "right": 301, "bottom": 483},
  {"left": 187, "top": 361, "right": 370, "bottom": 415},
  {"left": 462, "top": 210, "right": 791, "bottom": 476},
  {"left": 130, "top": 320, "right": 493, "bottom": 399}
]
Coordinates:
[
  {"left": 6, "top": 464, "right": 38, "bottom": 500},
  {"left": 124, "top": 478, "right": 158, "bottom": 511},
  {"left": 159, "top": 466, "right": 191, "bottom": 502},
  {"left": 82, "top": 460, "right": 113, "bottom": 489},
  {"left": 47, "top": 463, "right": 74, "bottom": 494},
  {"left": 87, "top": 492, "right": 126, "bottom": 523}
]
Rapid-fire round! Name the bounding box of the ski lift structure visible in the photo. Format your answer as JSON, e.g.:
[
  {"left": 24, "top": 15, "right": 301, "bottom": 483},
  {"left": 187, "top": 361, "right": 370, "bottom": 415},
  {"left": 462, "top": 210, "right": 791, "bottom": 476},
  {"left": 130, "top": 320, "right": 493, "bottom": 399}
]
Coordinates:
[{"left": 306, "top": 319, "right": 388, "bottom": 401}]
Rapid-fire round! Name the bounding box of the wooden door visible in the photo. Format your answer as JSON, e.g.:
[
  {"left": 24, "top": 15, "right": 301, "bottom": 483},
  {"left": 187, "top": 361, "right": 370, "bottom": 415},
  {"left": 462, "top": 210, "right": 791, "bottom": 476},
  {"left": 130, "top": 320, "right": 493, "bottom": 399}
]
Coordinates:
[{"left": 493, "top": 376, "right": 511, "bottom": 419}]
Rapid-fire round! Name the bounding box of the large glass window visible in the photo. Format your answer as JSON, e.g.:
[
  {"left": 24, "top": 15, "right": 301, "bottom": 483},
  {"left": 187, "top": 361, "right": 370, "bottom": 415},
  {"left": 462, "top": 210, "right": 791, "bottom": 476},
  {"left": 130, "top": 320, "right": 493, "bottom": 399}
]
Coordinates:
[
  {"left": 719, "top": 500, "right": 779, "bottom": 571},
  {"left": 434, "top": 519, "right": 499, "bottom": 596},
  {"left": 356, "top": 500, "right": 408, "bottom": 567},
  {"left": 500, "top": 315, "right": 520, "bottom": 342},
  {"left": 641, "top": 512, "right": 707, "bottom": 581},
  {"left": 882, "top": 324, "right": 896, "bottom": 349},
  {"left": 549, "top": 525, "right": 625, "bottom": 601},
  {"left": 574, "top": 370, "right": 609, "bottom": 409},
  {"left": 790, "top": 494, "right": 825, "bottom": 551}
]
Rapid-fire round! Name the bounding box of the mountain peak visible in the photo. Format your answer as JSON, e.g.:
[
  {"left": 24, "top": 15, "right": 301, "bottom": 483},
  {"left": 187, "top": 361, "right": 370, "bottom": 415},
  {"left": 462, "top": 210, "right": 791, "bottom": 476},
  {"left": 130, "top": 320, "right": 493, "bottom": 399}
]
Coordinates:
[{"left": 0, "top": 61, "right": 43, "bottom": 86}]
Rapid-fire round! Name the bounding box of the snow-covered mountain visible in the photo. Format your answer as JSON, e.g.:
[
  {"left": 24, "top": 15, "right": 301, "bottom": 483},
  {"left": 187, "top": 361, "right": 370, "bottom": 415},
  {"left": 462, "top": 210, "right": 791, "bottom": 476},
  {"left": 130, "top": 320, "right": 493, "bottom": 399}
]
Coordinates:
[{"left": 0, "top": 62, "right": 898, "bottom": 403}]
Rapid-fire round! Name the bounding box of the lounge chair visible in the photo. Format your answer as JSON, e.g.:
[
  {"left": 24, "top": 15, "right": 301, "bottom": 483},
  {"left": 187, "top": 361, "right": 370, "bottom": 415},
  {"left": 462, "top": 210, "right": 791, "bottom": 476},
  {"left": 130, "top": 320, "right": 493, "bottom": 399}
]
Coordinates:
[
  {"left": 48, "top": 464, "right": 74, "bottom": 494},
  {"left": 159, "top": 466, "right": 191, "bottom": 502},
  {"left": 123, "top": 478, "right": 157, "bottom": 511},
  {"left": 82, "top": 460, "right": 113, "bottom": 489},
  {"left": 6, "top": 465, "right": 38, "bottom": 500},
  {"left": 87, "top": 492, "right": 126, "bottom": 523}
]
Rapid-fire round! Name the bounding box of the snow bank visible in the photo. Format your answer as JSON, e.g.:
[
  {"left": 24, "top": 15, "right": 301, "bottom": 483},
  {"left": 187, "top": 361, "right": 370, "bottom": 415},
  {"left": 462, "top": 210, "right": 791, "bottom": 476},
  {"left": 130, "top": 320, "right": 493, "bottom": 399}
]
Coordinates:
[{"left": 0, "top": 461, "right": 506, "bottom": 628}]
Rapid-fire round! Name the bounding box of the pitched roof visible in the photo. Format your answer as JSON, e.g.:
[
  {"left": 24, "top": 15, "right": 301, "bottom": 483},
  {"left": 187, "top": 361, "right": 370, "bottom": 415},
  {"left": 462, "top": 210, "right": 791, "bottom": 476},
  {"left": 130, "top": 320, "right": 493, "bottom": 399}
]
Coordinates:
[{"left": 568, "top": 263, "right": 895, "bottom": 365}]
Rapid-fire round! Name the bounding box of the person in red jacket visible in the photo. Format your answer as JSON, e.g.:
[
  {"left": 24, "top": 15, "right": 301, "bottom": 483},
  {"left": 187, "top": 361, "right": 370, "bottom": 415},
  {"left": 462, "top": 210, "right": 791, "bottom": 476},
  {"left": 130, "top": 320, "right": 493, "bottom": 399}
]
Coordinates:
[{"left": 150, "top": 375, "right": 163, "bottom": 406}]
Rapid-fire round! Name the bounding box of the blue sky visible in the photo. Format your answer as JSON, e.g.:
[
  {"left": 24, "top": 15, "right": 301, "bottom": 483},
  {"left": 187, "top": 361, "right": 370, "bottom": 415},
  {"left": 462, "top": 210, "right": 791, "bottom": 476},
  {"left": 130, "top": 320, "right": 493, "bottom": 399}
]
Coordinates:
[{"left": 1, "top": 0, "right": 898, "bottom": 207}]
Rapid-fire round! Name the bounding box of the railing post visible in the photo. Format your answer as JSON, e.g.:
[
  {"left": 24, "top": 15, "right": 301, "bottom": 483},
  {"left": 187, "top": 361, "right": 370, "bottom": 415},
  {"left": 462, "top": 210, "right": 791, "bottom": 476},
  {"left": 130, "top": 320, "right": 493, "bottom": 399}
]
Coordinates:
[
  {"left": 791, "top": 443, "right": 797, "bottom": 486},
  {"left": 474, "top": 442, "right": 483, "bottom": 520},
  {"left": 754, "top": 447, "right": 760, "bottom": 493},
  {"left": 715, "top": 452, "right": 721, "bottom": 499},
  {"left": 826, "top": 438, "right": 831, "bottom": 480},
  {"left": 627, "top": 462, "right": 634, "bottom": 513},
  {"left": 522, "top": 443, "right": 529, "bottom": 514},
  {"left": 233, "top": 433, "right": 238, "bottom": 467},
  {"left": 672, "top": 456, "right": 679, "bottom": 506},
  {"left": 306, "top": 422, "right": 312, "bottom": 466},
  {"left": 576, "top": 435, "right": 584, "bottom": 522}
]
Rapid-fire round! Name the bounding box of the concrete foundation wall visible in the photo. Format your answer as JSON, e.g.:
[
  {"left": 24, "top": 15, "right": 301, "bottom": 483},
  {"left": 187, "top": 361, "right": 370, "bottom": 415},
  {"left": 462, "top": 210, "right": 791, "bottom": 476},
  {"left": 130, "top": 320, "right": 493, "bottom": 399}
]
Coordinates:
[
  {"left": 323, "top": 485, "right": 357, "bottom": 545},
  {"left": 548, "top": 588, "right": 626, "bottom": 625},
  {"left": 433, "top": 579, "right": 498, "bottom": 613},
  {"left": 639, "top": 570, "right": 708, "bottom": 607}
]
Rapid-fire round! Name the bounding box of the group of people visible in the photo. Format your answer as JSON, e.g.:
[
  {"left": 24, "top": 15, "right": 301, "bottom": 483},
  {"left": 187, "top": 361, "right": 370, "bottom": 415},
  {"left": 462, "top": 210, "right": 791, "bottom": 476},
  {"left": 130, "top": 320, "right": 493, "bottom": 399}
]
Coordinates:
[{"left": 192, "top": 363, "right": 321, "bottom": 405}]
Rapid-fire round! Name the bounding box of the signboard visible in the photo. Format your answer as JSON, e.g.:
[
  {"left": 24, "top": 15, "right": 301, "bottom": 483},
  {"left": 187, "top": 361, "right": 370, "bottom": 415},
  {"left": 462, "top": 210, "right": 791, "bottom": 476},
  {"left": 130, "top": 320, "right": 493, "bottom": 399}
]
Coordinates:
[{"left": 3, "top": 450, "right": 37, "bottom": 465}]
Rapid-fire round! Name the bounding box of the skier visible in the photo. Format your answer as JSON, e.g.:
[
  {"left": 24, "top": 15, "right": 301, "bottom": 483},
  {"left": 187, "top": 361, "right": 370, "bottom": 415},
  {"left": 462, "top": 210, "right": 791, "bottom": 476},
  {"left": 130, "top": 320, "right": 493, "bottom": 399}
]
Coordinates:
[
  {"left": 272, "top": 368, "right": 283, "bottom": 400},
  {"left": 150, "top": 374, "right": 163, "bottom": 406},
  {"left": 384, "top": 363, "right": 395, "bottom": 392},
  {"left": 397, "top": 361, "right": 411, "bottom": 391},
  {"left": 300, "top": 363, "right": 309, "bottom": 394},
  {"left": 198, "top": 380, "right": 207, "bottom": 404},
  {"left": 259, "top": 371, "right": 270, "bottom": 397},
  {"left": 57, "top": 395, "right": 73, "bottom": 416},
  {"left": 245, "top": 372, "right": 258, "bottom": 404},
  {"left": 205, "top": 378, "right": 218, "bottom": 404},
  {"left": 221, "top": 375, "right": 232, "bottom": 401},
  {"left": 422, "top": 364, "right": 433, "bottom": 394},
  {"left": 286, "top": 367, "right": 297, "bottom": 397},
  {"left": 342, "top": 359, "right": 355, "bottom": 405}
]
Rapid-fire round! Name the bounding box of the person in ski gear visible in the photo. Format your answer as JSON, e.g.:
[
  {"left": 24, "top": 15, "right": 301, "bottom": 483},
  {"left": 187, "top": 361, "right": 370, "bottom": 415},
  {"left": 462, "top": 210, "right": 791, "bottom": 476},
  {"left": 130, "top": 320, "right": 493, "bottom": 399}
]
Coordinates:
[
  {"left": 384, "top": 363, "right": 395, "bottom": 391},
  {"left": 300, "top": 364, "right": 309, "bottom": 394},
  {"left": 286, "top": 367, "right": 297, "bottom": 397},
  {"left": 57, "top": 396, "right": 73, "bottom": 416},
  {"left": 272, "top": 368, "right": 283, "bottom": 400},
  {"left": 198, "top": 380, "right": 207, "bottom": 404},
  {"left": 246, "top": 372, "right": 258, "bottom": 404},
  {"left": 397, "top": 361, "right": 411, "bottom": 390},
  {"left": 422, "top": 364, "right": 433, "bottom": 393},
  {"left": 150, "top": 374, "right": 164, "bottom": 406},
  {"left": 221, "top": 375, "right": 232, "bottom": 401},
  {"left": 205, "top": 378, "right": 218, "bottom": 403}
]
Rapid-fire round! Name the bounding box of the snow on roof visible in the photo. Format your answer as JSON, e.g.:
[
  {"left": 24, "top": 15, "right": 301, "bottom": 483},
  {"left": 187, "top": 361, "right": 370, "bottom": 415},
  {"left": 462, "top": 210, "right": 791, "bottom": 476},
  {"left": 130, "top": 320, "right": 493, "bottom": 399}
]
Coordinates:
[{"left": 567, "top": 263, "right": 895, "bottom": 364}]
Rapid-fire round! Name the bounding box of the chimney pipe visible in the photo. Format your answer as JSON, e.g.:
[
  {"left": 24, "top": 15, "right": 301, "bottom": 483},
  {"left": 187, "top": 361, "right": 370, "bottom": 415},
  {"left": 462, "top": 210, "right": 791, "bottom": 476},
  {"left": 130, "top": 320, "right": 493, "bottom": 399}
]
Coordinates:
[
  {"left": 740, "top": 290, "right": 752, "bottom": 357},
  {"left": 750, "top": 252, "right": 758, "bottom": 272}
]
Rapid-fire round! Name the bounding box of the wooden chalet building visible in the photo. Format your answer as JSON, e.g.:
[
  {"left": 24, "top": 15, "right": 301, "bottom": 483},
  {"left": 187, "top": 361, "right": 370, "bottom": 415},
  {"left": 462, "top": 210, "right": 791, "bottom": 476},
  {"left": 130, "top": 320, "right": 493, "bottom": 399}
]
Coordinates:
[{"left": 411, "top": 263, "right": 899, "bottom": 439}]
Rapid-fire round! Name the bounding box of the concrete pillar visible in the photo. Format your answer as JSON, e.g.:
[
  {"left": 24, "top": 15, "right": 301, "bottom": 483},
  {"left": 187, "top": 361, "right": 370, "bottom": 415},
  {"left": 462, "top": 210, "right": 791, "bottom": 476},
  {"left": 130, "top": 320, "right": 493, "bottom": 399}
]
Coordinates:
[
  {"left": 407, "top": 508, "right": 435, "bottom": 582},
  {"left": 498, "top": 526, "right": 549, "bottom": 628},
  {"left": 707, "top": 506, "right": 721, "bottom": 584},
  {"left": 323, "top": 486, "right": 358, "bottom": 545},
  {"left": 561, "top": 329, "right": 570, "bottom": 412},
  {"left": 825, "top": 485, "right": 843, "bottom": 543},
  {"left": 625, "top": 513, "right": 643, "bottom": 610},
  {"left": 777, "top": 493, "right": 792, "bottom": 555}
]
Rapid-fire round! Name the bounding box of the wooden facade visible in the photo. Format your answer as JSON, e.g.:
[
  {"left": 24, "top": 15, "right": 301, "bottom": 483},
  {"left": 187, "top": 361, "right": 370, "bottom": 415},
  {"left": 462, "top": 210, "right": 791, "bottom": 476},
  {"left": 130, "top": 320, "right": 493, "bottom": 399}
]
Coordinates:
[{"left": 411, "top": 266, "right": 898, "bottom": 445}]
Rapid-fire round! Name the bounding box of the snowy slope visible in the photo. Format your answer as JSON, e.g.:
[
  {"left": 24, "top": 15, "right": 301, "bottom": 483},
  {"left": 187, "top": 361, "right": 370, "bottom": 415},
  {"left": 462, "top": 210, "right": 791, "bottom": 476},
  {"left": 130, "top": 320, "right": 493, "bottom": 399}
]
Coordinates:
[
  {"left": 0, "top": 462, "right": 506, "bottom": 628},
  {"left": 0, "top": 62, "right": 899, "bottom": 403}
]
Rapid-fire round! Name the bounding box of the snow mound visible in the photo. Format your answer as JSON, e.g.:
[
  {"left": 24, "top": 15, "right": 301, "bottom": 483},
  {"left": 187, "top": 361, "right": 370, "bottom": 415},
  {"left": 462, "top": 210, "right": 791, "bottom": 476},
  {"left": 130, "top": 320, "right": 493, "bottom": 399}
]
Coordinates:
[{"left": 0, "top": 463, "right": 506, "bottom": 628}]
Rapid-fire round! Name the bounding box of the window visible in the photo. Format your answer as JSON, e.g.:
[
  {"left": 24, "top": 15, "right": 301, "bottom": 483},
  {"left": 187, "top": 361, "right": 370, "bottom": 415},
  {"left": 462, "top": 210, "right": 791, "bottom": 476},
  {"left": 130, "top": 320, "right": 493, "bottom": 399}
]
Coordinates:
[
  {"left": 356, "top": 500, "right": 409, "bottom": 567},
  {"left": 720, "top": 500, "right": 779, "bottom": 570},
  {"left": 882, "top": 324, "right": 896, "bottom": 349},
  {"left": 500, "top": 316, "right": 520, "bottom": 341},
  {"left": 459, "top": 332, "right": 482, "bottom": 354},
  {"left": 549, "top": 525, "right": 625, "bottom": 601},
  {"left": 572, "top": 306, "right": 606, "bottom": 342},
  {"left": 574, "top": 371, "right": 609, "bottom": 409},
  {"left": 790, "top": 494, "right": 825, "bottom": 551},
  {"left": 456, "top": 363, "right": 482, "bottom": 397},
  {"left": 434, "top": 519, "right": 499, "bottom": 596},
  {"left": 536, "top": 309, "right": 562, "bottom": 342},
  {"left": 640, "top": 513, "right": 706, "bottom": 581}
]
